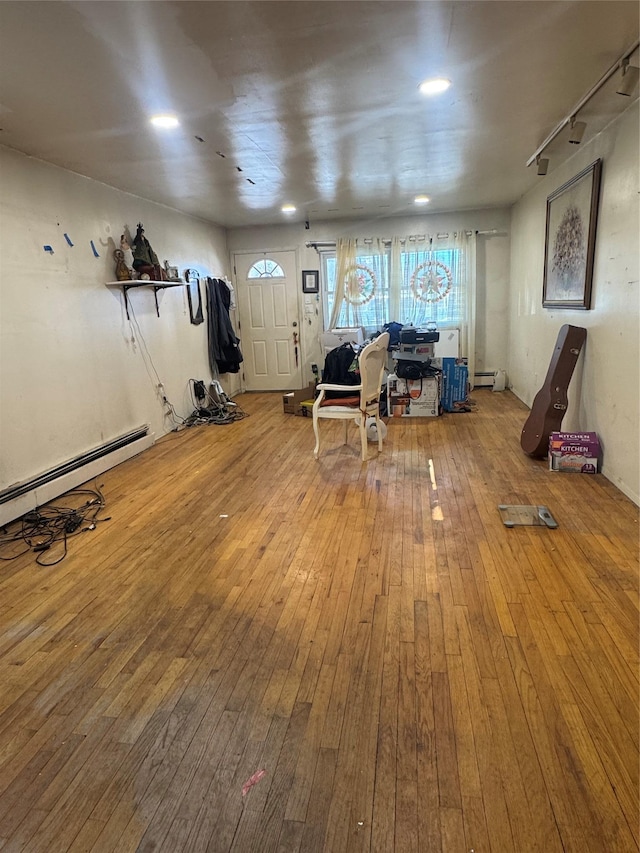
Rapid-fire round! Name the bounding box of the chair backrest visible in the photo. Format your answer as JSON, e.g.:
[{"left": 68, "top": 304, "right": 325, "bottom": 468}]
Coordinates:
[{"left": 358, "top": 332, "right": 390, "bottom": 406}]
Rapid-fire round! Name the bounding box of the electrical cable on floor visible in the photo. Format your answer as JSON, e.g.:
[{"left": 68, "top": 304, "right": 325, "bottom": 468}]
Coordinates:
[
  {"left": 180, "top": 378, "right": 248, "bottom": 428},
  {"left": 0, "top": 486, "right": 109, "bottom": 566},
  {"left": 164, "top": 398, "right": 188, "bottom": 429}
]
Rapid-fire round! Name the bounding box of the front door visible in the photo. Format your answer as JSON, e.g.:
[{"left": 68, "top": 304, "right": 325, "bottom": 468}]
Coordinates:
[{"left": 234, "top": 251, "right": 301, "bottom": 391}]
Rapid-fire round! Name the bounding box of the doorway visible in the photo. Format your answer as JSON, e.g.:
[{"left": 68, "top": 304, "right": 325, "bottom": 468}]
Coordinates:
[{"left": 234, "top": 251, "right": 302, "bottom": 391}]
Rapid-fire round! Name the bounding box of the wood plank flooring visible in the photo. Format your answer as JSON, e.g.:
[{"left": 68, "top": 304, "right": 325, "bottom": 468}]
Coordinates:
[{"left": 0, "top": 389, "right": 637, "bottom": 852}]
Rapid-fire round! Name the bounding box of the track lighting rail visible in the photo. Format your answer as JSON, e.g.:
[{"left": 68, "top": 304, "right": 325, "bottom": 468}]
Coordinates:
[{"left": 526, "top": 38, "right": 639, "bottom": 168}]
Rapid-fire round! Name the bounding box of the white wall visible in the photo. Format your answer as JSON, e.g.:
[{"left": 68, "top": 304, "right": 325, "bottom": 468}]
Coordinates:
[
  {"left": 226, "top": 208, "right": 511, "bottom": 388},
  {"left": 509, "top": 102, "right": 639, "bottom": 504},
  {"left": 0, "top": 146, "right": 231, "bottom": 492}
]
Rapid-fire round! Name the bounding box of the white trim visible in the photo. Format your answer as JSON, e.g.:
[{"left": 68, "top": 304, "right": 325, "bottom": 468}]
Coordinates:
[{"left": 0, "top": 434, "right": 154, "bottom": 527}]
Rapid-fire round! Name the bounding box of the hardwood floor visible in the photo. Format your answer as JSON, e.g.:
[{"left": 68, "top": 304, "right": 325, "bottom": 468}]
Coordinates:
[{"left": 0, "top": 389, "right": 637, "bottom": 852}]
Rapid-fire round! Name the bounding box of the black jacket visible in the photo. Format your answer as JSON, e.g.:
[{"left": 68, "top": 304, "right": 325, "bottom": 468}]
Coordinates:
[{"left": 206, "top": 278, "right": 243, "bottom": 374}]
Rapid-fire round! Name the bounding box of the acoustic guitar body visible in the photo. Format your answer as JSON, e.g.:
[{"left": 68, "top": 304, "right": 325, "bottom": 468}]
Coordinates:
[{"left": 520, "top": 324, "right": 587, "bottom": 457}]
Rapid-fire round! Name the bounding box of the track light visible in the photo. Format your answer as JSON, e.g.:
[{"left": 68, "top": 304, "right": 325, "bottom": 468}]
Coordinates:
[
  {"left": 568, "top": 117, "right": 586, "bottom": 144},
  {"left": 616, "top": 59, "right": 639, "bottom": 96},
  {"left": 527, "top": 40, "right": 640, "bottom": 170},
  {"left": 536, "top": 155, "right": 549, "bottom": 176}
]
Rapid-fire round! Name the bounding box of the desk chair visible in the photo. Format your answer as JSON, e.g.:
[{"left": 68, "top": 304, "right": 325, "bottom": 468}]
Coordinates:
[{"left": 312, "top": 332, "right": 390, "bottom": 461}]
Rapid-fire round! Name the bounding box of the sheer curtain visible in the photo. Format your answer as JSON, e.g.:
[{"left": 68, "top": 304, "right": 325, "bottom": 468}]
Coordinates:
[
  {"left": 328, "top": 238, "right": 357, "bottom": 329},
  {"left": 454, "top": 230, "right": 476, "bottom": 389},
  {"left": 329, "top": 238, "right": 388, "bottom": 332},
  {"left": 328, "top": 232, "right": 477, "bottom": 386},
  {"left": 390, "top": 231, "right": 476, "bottom": 385}
]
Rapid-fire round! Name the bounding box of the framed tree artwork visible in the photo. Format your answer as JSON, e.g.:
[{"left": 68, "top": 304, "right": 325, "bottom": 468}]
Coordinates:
[{"left": 542, "top": 158, "right": 602, "bottom": 309}]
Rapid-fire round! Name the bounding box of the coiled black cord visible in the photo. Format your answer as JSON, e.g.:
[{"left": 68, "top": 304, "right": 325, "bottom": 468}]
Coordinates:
[{"left": 0, "top": 486, "right": 109, "bottom": 566}]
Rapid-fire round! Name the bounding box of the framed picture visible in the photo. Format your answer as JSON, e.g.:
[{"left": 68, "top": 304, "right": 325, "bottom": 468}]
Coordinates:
[
  {"left": 185, "top": 268, "right": 204, "bottom": 325},
  {"left": 302, "top": 269, "right": 319, "bottom": 293},
  {"left": 164, "top": 261, "right": 180, "bottom": 282},
  {"left": 543, "top": 158, "right": 602, "bottom": 309}
]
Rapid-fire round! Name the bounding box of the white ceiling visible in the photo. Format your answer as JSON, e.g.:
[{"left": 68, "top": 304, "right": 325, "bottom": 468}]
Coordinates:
[{"left": 0, "top": 1, "right": 638, "bottom": 229}]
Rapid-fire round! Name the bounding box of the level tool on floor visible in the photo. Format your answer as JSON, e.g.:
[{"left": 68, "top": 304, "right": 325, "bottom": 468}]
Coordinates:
[{"left": 498, "top": 505, "right": 558, "bottom": 528}]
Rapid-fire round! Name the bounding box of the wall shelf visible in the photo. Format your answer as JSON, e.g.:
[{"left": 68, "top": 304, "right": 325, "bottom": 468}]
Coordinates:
[{"left": 106, "top": 280, "right": 184, "bottom": 319}]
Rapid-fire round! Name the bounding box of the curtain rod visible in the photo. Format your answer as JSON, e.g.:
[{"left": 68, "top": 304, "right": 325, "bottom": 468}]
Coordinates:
[{"left": 306, "top": 229, "right": 499, "bottom": 250}]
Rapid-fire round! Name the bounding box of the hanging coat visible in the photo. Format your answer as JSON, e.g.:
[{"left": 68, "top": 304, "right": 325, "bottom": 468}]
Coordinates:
[{"left": 206, "top": 277, "right": 243, "bottom": 374}]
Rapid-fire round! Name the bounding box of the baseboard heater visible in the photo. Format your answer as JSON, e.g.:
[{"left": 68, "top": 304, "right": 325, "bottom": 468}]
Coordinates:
[
  {"left": 0, "top": 425, "right": 154, "bottom": 527},
  {"left": 474, "top": 371, "right": 495, "bottom": 387}
]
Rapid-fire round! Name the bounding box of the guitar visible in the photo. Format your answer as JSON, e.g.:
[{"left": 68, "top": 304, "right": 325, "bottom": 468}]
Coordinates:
[{"left": 520, "top": 325, "right": 587, "bottom": 457}]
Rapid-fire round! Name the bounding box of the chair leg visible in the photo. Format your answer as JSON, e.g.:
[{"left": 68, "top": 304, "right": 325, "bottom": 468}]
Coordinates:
[
  {"left": 343, "top": 420, "right": 349, "bottom": 446},
  {"left": 359, "top": 416, "right": 368, "bottom": 461},
  {"left": 376, "top": 414, "right": 383, "bottom": 453},
  {"left": 312, "top": 413, "right": 321, "bottom": 459}
]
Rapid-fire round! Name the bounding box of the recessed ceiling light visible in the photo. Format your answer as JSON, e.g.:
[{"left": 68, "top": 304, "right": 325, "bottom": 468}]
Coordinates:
[
  {"left": 414, "top": 195, "right": 430, "bottom": 205},
  {"left": 418, "top": 78, "right": 451, "bottom": 95},
  {"left": 150, "top": 114, "right": 180, "bottom": 129},
  {"left": 281, "top": 204, "right": 296, "bottom": 214}
]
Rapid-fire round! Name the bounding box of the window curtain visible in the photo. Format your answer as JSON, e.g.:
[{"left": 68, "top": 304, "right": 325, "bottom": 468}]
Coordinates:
[
  {"left": 388, "top": 236, "right": 403, "bottom": 321},
  {"left": 329, "top": 238, "right": 387, "bottom": 332},
  {"left": 389, "top": 231, "right": 476, "bottom": 386},
  {"left": 454, "top": 230, "right": 476, "bottom": 389},
  {"left": 328, "top": 238, "right": 357, "bottom": 329},
  {"left": 328, "top": 232, "right": 477, "bottom": 387}
]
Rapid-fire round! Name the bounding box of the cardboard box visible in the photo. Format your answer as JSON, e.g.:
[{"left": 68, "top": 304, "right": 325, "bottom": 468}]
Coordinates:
[
  {"left": 438, "top": 357, "right": 469, "bottom": 412},
  {"left": 282, "top": 383, "right": 316, "bottom": 415},
  {"left": 388, "top": 374, "right": 440, "bottom": 417},
  {"left": 548, "top": 432, "right": 601, "bottom": 473}
]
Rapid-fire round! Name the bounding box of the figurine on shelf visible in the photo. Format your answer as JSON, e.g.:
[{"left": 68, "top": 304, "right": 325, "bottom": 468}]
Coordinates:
[
  {"left": 132, "top": 222, "right": 164, "bottom": 281},
  {"left": 120, "top": 234, "right": 135, "bottom": 276},
  {"left": 113, "top": 248, "right": 132, "bottom": 282}
]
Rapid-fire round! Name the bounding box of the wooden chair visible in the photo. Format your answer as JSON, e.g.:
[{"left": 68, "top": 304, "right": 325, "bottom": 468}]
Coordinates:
[{"left": 312, "top": 332, "right": 390, "bottom": 461}]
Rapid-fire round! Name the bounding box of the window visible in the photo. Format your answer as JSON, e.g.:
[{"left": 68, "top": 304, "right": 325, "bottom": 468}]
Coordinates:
[
  {"left": 247, "top": 259, "right": 285, "bottom": 278},
  {"left": 398, "top": 247, "right": 463, "bottom": 328},
  {"left": 321, "top": 251, "right": 389, "bottom": 330},
  {"left": 321, "top": 245, "right": 464, "bottom": 330}
]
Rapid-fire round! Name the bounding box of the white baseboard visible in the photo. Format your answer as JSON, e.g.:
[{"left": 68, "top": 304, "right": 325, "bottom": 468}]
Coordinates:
[{"left": 0, "top": 433, "right": 154, "bottom": 527}]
